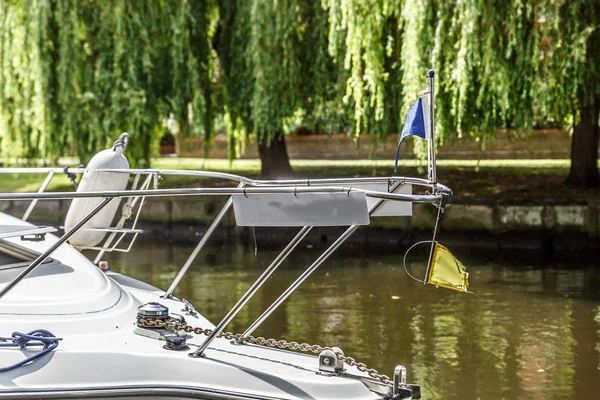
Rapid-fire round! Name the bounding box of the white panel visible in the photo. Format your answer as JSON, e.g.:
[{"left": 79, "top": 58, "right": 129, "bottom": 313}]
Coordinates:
[
  {"left": 233, "top": 192, "right": 369, "bottom": 227},
  {"left": 318, "top": 182, "right": 412, "bottom": 217}
]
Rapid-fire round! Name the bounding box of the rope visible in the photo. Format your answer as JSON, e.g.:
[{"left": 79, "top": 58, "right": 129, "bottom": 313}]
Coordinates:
[
  {"left": 63, "top": 166, "right": 79, "bottom": 189},
  {"left": 402, "top": 241, "right": 434, "bottom": 283},
  {"left": 112, "top": 132, "right": 129, "bottom": 152},
  {"left": 0, "top": 329, "right": 59, "bottom": 373},
  {"left": 402, "top": 201, "right": 443, "bottom": 284}
]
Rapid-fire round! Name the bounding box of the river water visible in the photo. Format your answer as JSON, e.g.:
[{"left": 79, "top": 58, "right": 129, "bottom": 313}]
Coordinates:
[{"left": 106, "top": 242, "right": 599, "bottom": 400}]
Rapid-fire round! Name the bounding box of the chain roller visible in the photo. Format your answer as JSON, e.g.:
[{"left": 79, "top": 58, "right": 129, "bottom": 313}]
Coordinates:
[{"left": 137, "top": 317, "right": 392, "bottom": 385}]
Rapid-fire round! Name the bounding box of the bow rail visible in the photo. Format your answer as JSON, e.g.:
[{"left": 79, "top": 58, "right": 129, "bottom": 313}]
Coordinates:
[{"left": 0, "top": 167, "right": 452, "bottom": 355}]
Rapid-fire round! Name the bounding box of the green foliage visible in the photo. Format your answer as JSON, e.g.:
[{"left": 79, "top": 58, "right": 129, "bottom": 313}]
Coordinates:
[
  {"left": 0, "top": 0, "right": 597, "bottom": 165},
  {"left": 216, "top": 0, "right": 339, "bottom": 154},
  {"left": 0, "top": 0, "right": 214, "bottom": 166},
  {"left": 323, "top": 0, "right": 599, "bottom": 149}
]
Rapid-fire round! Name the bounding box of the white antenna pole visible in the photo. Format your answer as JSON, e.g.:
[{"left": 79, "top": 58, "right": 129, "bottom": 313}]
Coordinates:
[{"left": 427, "top": 70, "right": 437, "bottom": 183}]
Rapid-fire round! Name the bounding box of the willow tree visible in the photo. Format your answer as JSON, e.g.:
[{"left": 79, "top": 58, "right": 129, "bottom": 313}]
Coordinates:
[
  {"left": 323, "top": 0, "right": 600, "bottom": 188},
  {"left": 541, "top": 0, "right": 600, "bottom": 188},
  {"left": 215, "top": 0, "right": 335, "bottom": 178},
  {"left": 0, "top": 0, "right": 213, "bottom": 166}
]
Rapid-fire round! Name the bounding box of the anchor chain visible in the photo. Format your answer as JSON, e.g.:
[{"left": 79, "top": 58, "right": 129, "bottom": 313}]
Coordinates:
[{"left": 137, "top": 317, "right": 392, "bottom": 385}]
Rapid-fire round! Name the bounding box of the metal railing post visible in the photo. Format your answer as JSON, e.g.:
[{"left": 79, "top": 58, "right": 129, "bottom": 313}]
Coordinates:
[
  {"left": 22, "top": 171, "right": 55, "bottom": 221},
  {"left": 93, "top": 173, "right": 150, "bottom": 264},
  {"left": 240, "top": 183, "right": 400, "bottom": 338},
  {"left": 164, "top": 182, "right": 244, "bottom": 298},
  {"left": 191, "top": 225, "right": 313, "bottom": 356},
  {"left": 427, "top": 70, "right": 436, "bottom": 183}
]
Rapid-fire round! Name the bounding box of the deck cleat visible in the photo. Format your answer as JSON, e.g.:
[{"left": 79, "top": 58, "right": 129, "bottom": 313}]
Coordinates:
[
  {"left": 318, "top": 348, "right": 344, "bottom": 373},
  {"left": 392, "top": 365, "right": 421, "bottom": 400},
  {"left": 163, "top": 335, "right": 189, "bottom": 351}
]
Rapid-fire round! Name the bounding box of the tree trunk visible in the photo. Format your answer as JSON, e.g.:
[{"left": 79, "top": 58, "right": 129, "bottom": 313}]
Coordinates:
[
  {"left": 565, "top": 96, "right": 600, "bottom": 189},
  {"left": 257, "top": 132, "right": 294, "bottom": 179}
]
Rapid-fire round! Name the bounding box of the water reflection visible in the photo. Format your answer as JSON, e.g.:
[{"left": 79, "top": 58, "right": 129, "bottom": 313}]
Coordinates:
[{"left": 105, "top": 243, "right": 600, "bottom": 400}]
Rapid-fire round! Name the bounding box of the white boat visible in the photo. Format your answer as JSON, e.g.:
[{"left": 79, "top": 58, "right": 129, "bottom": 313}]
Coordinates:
[{"left": 0, "top": 73, "right": 450, "bottom": 400}]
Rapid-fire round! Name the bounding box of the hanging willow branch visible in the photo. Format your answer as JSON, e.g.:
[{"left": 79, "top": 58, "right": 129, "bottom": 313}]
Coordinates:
[
  {"left": 0, "top": 0, "right": 597, "bottom": 168},
  {"left": 215, "top": 0, "right": 337, "bottom": 159},
  {"left": 0, "top": 0, "right": 214, "bottom": 166},
  {"left": 322, "top": 0, "right": 598, "bottom": 155}
]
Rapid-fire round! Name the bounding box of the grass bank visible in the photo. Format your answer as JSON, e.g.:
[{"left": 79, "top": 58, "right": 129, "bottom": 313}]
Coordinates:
[{"left": 1, "top": 158, "right": 598, "bottom": 203}]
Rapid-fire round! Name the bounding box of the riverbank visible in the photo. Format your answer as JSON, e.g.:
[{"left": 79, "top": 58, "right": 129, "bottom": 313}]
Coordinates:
[
  {"left": 6, "top": 201, "right": 598, "bottom": 255},
  {"left": 5, "top": 188, "right": 598, "bottom": 254},
  {"left": 2, "top": 158, "right": 598, "bottom": 251},
  {"left": 0, "top": 157, "right": 582, "bottom": 203},
  {"left": 23, "top": 198, "right": 599, "bottom": 234}
]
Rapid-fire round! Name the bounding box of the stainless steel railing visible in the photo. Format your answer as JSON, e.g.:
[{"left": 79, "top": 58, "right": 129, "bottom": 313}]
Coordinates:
[{"left": 0, "top": 167, "right": 451, "bottom": 355}]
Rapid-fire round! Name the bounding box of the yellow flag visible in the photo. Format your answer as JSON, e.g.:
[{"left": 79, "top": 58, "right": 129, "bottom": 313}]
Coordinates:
[{"left": 427, "top": 244, "right": 469, "bottom": 292}]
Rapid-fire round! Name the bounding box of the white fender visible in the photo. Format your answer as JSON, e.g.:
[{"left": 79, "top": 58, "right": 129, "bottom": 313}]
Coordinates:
[{"left": 64, "top": 133, "right": 130, "bottom": 248}]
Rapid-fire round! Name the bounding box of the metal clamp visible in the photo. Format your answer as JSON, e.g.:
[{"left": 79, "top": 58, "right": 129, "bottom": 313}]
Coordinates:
[
  {"left": 392, "top": 365, "right": 421, "bottom": 399},
  {"left": 181, "top": 298, "right": 198, "bottom": 316},
  {"left": 393, "top": 365, "right": 407, "bottom": 392},
  {"left": 20, "top": 233, "right": 47, "bottom": 242},
  {"left": 318, "top": 348, "right": 344, "bottom": 373},
  {"left": 163, "top": 335, "right": 189, "bottom": 351}
]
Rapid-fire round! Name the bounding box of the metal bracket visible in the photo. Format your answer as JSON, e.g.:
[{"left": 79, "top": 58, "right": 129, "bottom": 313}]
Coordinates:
[
  {"left": 181, "top": 298, "right": 198, "bottom": 317},
  {"left": 393, "top": 365, "right": 407, "bottom": 393},
  {"left": 437, "top": 186, "right": 453, "bottom": 209},
  {"left": 392, "top": 365, "right": 421, "bottom": 400},
  {"left": 168, "top": 313, "right": 187, "bottom": 325},
  {"left": 163, "top": 335, "right": 189, "bottom": 351},
  {"left": 20, "top": 233, "right": 47, "bottom": 242},
  {"left": 318, "top": 348, "right": 344, "bottom": 373}
]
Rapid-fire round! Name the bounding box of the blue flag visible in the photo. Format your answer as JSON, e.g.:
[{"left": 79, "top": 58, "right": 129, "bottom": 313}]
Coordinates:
[{"left": 394, "top": 96, "right": 430, "bottom": 172}]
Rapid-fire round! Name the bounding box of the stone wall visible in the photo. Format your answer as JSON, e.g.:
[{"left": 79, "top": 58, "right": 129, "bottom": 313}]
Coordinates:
[
  {"left": 177, "top": 129, "right": 586, "bottom": 160},
  {"left": 5, "top": 196, "right": 598, "bottom": 240}
]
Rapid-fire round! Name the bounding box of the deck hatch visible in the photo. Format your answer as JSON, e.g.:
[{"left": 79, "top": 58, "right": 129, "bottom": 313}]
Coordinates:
[{"left": 0, "top": 225, "right": 57, "bottom": 240}]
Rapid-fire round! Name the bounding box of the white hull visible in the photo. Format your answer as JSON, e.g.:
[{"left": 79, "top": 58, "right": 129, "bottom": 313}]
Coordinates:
[
  {"left": 0, "top": 155, "right": 443, "bottom": 400},
  {"left": 0, "top": 213, "right": 386, "bottom": 399}
]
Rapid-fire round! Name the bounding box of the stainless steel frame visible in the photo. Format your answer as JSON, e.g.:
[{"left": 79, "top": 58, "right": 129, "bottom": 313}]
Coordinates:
[
  {"left": 89, "top": 172, "right": 156, "bottom": 262},
  {"left": 0, "top": 166, "right": 451, "bottom": 348},
  {"left": 0, "top": 184, "right": 444, "bottom": 202},
  {"left": 164, "top": 182, "right": 245, "bottom": 298},
  {"left": 427, "top": 70, "right": 437, "bottom": 184},
  {"left": 0, "top": 170, "right": 451, "bottom": 320},
  {"left": 0, "top": 70, "right": 451, "bottom": 361},
  {"left": 192, "top": 225, "right": 313, "bottom": 356},
  {"left": 0, "top": 167, "right": 446, "bottom": 191},
  {"left": 22, "top": 170, "right": 54, "bottom": 221},
  {"left": 240, "top": 182, "right": 400, "bottom": 339}
]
